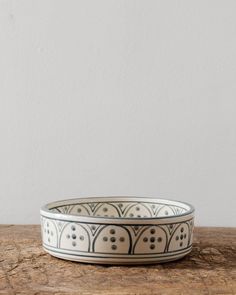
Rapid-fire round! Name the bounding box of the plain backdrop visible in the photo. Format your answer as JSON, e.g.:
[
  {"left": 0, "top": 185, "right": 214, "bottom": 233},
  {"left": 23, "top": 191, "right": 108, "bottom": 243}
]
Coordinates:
[{"left": 0, "top": 0, "right": 235, "bottom": 226}]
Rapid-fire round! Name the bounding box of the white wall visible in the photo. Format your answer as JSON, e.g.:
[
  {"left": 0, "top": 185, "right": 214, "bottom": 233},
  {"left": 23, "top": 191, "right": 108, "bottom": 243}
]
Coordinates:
[{"left": 0, "top": 0, "right": 236, "bottom": 226}]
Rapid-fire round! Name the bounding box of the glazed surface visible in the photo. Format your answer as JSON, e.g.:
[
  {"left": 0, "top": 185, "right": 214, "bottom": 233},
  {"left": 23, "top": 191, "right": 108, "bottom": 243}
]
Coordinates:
[
  {"left": 40, "top": 197, "right": 194, "bottom": 264},
  {"left": 50, "top": 200, "right": 189, "bottom": 218},
  {"left": 45, "top": 197, "right": 193, "bottom": 219}
]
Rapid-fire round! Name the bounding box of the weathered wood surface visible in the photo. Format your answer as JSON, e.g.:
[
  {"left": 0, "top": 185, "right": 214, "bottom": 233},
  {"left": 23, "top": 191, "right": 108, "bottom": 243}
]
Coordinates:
[{"left": 0, "top": 226, "right": 235, "bottom": 295}]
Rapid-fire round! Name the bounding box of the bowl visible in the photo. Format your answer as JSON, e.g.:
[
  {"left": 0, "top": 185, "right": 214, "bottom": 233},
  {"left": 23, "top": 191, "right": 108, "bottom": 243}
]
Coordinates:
[{"left": 40, "top": 197, "right": 194, "bottom": 264}]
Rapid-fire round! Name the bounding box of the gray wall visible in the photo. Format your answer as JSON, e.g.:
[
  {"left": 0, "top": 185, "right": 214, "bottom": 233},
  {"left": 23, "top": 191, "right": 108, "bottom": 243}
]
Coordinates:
[{"left": 0, "top": 0, "right": 236, "bottom": 225}]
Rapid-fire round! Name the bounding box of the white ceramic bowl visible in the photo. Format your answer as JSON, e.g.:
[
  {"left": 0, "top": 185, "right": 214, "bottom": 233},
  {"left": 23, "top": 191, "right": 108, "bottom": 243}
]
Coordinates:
[{"left": 40, "top": 197, "right": 194, "bottom": 264}]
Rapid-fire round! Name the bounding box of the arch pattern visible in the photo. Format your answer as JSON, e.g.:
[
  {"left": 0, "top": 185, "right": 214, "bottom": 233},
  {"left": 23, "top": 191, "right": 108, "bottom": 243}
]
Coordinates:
[{"left": 41, "top": 216, "right": 194, "bottom": 255}]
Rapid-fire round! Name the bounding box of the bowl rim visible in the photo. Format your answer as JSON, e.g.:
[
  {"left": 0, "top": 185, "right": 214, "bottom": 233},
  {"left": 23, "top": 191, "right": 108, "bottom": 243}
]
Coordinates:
[{"left": 40, "top": 196, "right": 195, "bottom": 224}]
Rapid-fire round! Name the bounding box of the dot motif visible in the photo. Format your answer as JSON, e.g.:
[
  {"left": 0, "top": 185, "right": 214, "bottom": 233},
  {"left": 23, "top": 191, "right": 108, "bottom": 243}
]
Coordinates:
[
  {"left": 111, "top": 245, "right": 117, "bottom": 250},
  {"left": 100, "top": 227, "right": 129, "bottom": 252},
  {"left": 43, "top": 221, "right": 58, "bottom": 246},
  {"left": 110, "top": 237, "right": 116, "bottom": 242}
]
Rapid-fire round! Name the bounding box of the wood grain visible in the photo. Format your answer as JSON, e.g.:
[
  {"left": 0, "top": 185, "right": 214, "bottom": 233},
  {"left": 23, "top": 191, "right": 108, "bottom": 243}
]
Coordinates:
[{"left": 0, "top": 225, "right": 235, "bottom": 295}]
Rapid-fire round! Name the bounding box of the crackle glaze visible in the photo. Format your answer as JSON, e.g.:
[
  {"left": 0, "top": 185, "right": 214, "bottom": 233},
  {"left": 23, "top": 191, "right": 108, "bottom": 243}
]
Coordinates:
[{"left": 40, "top": 197, "right": 194, "bottom": 264}]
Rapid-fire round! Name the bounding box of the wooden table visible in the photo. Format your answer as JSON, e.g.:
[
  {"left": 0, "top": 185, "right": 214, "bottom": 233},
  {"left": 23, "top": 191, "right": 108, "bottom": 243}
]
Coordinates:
[{"left": 0, "top": 226, "right": 235, "bottom": 294}]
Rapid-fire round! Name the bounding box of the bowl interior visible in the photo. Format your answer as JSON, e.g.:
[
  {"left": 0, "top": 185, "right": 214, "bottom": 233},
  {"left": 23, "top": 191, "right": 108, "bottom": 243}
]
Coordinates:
[{"left": 48, "top": 198, "right": 192, "bottom": 219}]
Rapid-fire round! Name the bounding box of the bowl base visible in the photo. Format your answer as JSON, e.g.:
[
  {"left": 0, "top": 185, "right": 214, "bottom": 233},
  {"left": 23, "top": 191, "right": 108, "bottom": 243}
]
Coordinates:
[{"left": 44, "top": 246, "right": 192, "bottom": 265}]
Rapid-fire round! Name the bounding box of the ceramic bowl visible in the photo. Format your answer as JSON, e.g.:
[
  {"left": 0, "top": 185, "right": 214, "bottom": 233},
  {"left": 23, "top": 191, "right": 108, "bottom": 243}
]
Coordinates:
[{"left": 40, "top": 197, "right": 194, "bottom": 264}]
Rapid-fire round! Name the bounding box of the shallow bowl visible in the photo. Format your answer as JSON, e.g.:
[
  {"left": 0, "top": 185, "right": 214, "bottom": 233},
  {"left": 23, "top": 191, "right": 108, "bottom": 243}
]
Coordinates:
[{"left": 40, "top": 197, "right": 194, "bottom": 264}]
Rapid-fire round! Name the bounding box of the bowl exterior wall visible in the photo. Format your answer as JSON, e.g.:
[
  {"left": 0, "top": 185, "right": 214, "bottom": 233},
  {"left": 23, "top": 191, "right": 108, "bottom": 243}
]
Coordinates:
[{"left": 41, "top": 199, "right": 194, "bottom": 264}]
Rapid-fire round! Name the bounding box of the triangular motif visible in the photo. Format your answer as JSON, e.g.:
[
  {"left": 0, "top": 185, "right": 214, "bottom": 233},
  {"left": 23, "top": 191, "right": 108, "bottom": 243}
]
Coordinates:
[
  {"left": 88, "top": 203, "right": 99, "bottom": 213},
  {"left": 165, "top": 223, "right": 177, "bottom": 236},
  {"left": 130, "top": 225, "right": 144, "bottom": 236},
  {"left": 153, "top": 204, "right": 164, "bottom": 217},
  {"left": 188, "top": 219, "right": 194, "bottom": 233},
  {"left": 61, "top": 205, "right": 71, "bottom": 214},
  {"left": 88, "top": 224, "right": 101, "bottom": 236},
  {"left": 172, "top": 206, "right": 184, "bottom": 215},
  {"left": 114, "top": 202, "right": 132, "bottom": 216},
  {"left": 56, "top": 220, "right": 65, "bottom": 232}
]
